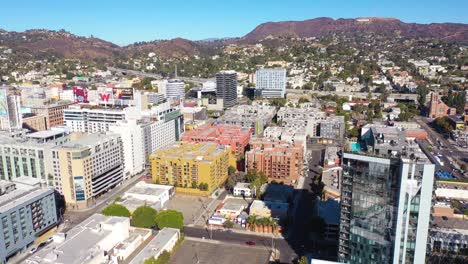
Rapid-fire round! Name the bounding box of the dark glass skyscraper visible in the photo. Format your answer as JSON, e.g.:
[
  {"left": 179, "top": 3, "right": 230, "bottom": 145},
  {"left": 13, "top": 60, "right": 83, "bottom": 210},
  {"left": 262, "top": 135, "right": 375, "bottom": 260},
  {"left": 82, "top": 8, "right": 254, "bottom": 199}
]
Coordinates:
[{"left": 216, "top": 70, "right": 237, "bottom": 108}]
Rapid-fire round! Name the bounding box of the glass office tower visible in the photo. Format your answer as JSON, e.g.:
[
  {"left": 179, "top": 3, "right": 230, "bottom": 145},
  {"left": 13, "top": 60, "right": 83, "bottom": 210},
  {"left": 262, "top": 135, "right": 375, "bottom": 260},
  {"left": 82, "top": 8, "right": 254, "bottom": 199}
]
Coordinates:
[{"left": 339, "top": 152, "right": 434, "bottom": 264}]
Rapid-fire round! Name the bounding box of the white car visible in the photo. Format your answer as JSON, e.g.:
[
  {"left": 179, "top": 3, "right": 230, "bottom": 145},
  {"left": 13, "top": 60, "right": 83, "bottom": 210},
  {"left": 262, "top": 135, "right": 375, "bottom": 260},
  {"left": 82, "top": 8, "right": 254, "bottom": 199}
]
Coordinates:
[{"left": 29, "top": 247, "right": 38, "bottom": 254}]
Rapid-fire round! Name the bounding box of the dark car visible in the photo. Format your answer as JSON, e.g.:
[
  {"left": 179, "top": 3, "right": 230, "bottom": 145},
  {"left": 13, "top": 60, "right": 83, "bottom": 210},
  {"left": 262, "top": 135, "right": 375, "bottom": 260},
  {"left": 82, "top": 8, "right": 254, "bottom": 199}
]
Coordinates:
[{"left": 245, "top": 241, "right": 256, "bottom": 246}]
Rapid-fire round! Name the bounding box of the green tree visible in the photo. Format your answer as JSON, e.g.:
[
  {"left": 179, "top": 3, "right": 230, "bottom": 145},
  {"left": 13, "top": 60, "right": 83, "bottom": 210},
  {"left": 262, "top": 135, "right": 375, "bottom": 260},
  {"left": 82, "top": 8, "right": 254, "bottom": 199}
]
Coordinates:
[
  {"left": 155, "top": 210, "right": 184, "bottom": 230},
  {"left": 131, "top": 206, "right": 158, "bottom": 228},
  {"left": 143, "top": 250, "right": 171, "bottom": 264},
  {"left": 298, "top": 256, "right": 308, "bottom": 264},
  {"left": 228, "top": 166, "right": 236, "bottom": 175},
  {"left": 434, "top": 117, "right": 454, "bottom": 133},
  {"left": 101, "top": 204, "right": 131, "bottom": 217},
  {"left": 223, "top": 219, "right": 234, "bottom": 229}
]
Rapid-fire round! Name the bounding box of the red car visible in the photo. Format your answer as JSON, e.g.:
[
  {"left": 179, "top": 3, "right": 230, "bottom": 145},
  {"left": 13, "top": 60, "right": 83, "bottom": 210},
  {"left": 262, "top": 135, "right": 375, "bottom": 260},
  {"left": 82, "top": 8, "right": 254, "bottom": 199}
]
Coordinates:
[{"left": 245, "top": 241, "right": 256, "bottom": 246}]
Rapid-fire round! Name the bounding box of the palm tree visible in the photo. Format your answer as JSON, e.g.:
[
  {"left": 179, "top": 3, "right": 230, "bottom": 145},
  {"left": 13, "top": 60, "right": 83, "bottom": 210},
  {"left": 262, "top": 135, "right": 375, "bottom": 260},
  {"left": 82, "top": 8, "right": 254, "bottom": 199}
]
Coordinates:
[{"left": 246, "top": 215, "right": 257, "bottom": 231}]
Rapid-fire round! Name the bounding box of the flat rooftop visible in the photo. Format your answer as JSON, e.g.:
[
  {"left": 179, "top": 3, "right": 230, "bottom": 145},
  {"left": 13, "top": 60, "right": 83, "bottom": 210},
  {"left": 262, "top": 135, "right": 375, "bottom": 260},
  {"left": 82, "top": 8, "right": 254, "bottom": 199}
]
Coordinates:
[
  {"left": 129, "top": 228, "right": 180, "bottom": 264},
  {"left": 0, "top": 177, "right": 51, "bottom": 213},
  {"left": 26, "top": 129, "right": 66, "bottom": 139},
  {"left": 26, "top": 214, "right": 129, "bottom": 264}
]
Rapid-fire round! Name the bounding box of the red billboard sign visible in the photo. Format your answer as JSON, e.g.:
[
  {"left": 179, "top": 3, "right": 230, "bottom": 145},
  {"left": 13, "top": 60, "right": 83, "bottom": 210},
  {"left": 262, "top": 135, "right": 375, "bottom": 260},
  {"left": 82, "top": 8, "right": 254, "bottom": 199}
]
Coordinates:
[{"left": 73, "top": 87, "right": 88, "bottom": 103}]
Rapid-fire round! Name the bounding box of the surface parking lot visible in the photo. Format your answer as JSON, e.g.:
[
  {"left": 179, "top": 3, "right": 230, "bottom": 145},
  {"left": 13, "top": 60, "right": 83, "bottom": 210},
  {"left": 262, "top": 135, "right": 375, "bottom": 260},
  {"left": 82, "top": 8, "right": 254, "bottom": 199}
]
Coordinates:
[
  {"left": 165, "top": 194, "right": 212, "bottom": 224},
  {"left": 169, "top": 239, "right": 270, "bottom": 264}
]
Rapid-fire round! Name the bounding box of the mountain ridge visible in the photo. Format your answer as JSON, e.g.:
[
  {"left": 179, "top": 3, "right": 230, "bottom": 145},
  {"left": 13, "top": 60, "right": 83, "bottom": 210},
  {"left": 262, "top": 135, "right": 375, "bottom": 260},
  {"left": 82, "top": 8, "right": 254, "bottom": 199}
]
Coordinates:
[{"left": 0, "top": 17, "right": 467, "bottom": 60}]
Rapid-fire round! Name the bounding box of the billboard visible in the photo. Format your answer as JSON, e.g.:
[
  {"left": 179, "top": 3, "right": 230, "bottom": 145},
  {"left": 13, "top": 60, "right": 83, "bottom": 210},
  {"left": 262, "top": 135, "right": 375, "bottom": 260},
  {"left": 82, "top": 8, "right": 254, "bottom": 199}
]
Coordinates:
[
  {"left": 0, "top": 89, "right": 7, "bottom": 116},
  {"left": 98, "top": 88, "right": 114, "bottom": 104},
  {"left": 74, "top": 176, "right": 85, "bottom": 201},
  {"left": 113, "top": 87, "right": 134, "bottom": 100},
  {"left": 73, "top": 87, "right": 89, "bottom": 103}
]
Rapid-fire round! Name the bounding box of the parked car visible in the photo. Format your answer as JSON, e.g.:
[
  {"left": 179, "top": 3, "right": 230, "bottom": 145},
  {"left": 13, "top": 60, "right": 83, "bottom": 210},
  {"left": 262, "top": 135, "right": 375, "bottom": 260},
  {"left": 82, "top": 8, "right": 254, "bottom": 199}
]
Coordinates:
[
  {"left": 245, "top": 241, "right": 256, "bottom": 246},
  {"left": 29, "top": 247, "right": 37, "bottom": 254}
]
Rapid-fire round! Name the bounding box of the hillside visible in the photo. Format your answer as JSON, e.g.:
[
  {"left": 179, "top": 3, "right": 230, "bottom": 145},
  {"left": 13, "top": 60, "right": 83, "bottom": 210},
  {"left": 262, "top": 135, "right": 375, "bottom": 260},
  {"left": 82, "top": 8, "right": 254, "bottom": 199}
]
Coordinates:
[
  {"left": 242, "top": 17, "right": 468, "bottom": 42},
  {"left": 0, "top": 29, "right": 121, "bottom": 60}
]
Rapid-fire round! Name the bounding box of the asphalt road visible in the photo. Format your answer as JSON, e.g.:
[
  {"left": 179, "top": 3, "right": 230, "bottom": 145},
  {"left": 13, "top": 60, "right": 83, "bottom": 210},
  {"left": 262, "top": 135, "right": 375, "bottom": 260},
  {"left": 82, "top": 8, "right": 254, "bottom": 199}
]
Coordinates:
[{"left": 414, "top": 116, "right": 467, "bottom": 179}]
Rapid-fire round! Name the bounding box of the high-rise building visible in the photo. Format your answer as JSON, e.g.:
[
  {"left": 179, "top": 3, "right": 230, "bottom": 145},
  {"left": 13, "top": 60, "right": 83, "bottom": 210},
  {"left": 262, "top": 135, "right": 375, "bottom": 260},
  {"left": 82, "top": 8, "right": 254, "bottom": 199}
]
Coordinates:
[
  {"left": 150, "top": 142, "right": 233, "bottom": 194},
  {"left": 165, "top": 79, "right": 185, "bottom": 101},
  {"left": 0, "top": 177, "right": 58, "bottom": 263},
  {"left": 245, "top": 138, "right": 303, "bottom": 185},
  {"left": 339, "top": 131, "right": 435, "bottom": 264},
  {"left": 216, "top": 71, "right": 237, "bottom": 108},
  {"left": 0, "top": 89, "right": 22, "bottom": 130},
  {"left": 255, "top": 68, "right": 287, "bottom": 98},
  {"left": 109, "top": 114, "right": 182, "bottom": 179},
  {"left": 56, "top": 133, "right": 124, "bottom": 210}
]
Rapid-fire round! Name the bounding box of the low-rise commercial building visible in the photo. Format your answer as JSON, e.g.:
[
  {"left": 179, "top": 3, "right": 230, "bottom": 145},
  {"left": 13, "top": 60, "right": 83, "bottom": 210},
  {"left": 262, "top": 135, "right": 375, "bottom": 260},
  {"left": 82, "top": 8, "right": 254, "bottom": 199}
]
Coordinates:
[
  {"left": 249, "top": 200, "right": 289, "bottom": 220},
  {"left": 26, "top": 214, "right": 150, "bottom": 264},
  {"left": 150, "top": 142, "right": 234, "bottom": 194},
  {"left": 245, "top": 138, "right": 303, "bottom": 185},
  {"left": 0, "top": 177, "right": 58, "bottom": 263},
  {"left": 117, "top": 182, "right": 174, "bottom": 212},
  {"left": 129, "top": 228, "right": 180, "bottom": 264},
  {"left": 233, "top": 182, "right": 251, "bottom": 197}
]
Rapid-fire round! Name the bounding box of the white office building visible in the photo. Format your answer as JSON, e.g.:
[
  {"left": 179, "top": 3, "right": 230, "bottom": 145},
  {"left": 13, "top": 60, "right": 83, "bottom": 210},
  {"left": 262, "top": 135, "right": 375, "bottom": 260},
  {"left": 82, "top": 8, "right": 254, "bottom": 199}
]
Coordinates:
[
  {"left": 63, "top": 105, "right": 146, "bottom": 133},
  {"left": 109, "top": 109, "right": 183, "bottom": 178},
  {"left": 0, "top": 89, "right": 22, "bottom": 130},
  {"left": 165, "top": 79, "right": 185, "bottom": 101},
  {"left": 255, "top": 68, "right": 286, "bottom": 98}
]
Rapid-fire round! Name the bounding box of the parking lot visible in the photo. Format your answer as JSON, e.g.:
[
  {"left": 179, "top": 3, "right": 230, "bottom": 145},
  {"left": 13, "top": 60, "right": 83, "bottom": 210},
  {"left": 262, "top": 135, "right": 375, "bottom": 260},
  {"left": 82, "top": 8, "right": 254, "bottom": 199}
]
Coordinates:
[
  {"left": 165, "top": 194, "right": 212, "bottom": 225},
  {"left": 169, "top": 239, "right": 270, "bottom": 264}
]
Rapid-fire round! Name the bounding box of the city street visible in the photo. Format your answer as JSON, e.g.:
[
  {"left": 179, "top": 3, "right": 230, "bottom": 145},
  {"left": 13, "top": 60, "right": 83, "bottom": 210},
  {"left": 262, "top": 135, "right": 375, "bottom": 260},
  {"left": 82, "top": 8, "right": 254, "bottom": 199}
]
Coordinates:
[{"left": 414, "top": 116, "right": 467, "bottom": 179}]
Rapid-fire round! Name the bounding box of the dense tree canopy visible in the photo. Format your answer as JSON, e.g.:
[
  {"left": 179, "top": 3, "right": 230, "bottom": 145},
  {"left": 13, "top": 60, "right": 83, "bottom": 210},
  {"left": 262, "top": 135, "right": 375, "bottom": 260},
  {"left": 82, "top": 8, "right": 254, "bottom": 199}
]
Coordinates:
[
  {"left": 131, "top": 206, "right": 158, "bottom": 228},
  {"left": 155, "top": 210, "right": 184, "bottom": 230},
  {"left": 101, "top": 204, "right": 131, "bottom": 217}
]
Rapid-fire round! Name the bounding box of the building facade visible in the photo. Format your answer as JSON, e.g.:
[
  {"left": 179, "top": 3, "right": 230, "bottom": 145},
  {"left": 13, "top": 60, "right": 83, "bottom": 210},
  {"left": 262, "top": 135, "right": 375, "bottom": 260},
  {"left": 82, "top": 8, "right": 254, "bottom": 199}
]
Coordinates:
[
  {"left": 428, "top": 92, "right": 457, "bottom": 119},
  {"left": 255, "top": 68, "right": 286, "bottom": 98},
  {"left": 0, "top": 89, "right": 22, "bottom": 131},
  {"left": 64, "top": 106, "right": 127, "bottom": 133},
  {"left": 30, "top": 101, "right": 73, "bottom": 129},
  {"left": 216, "top": 71, "right": 237, "bottom": 108},
  {"left": 0, "top": 177, "right": 57, "bottom": 263},
  {"left": 56, "top": 133, "right": 124, "bottom": 209},
  {"left": 0, "top": 130, "right": 70, "bottom": 187},
  {"left": 245, "top": 138, "right": 303, "bottom": 185},
  {"left": 150, "top": 142, "right": 233, "bottom": 194},
  {"left": 165, "top": 79, "right": 185, "bottom": 101},
  {"left": 22, "top": 114, "right": 48, "bottom": 132},
  {"left": 339, "top": 150, "right": 435, "bottom": 264},
  {"left": 181, "top": 124, "right": 251, "bottom": 157}
]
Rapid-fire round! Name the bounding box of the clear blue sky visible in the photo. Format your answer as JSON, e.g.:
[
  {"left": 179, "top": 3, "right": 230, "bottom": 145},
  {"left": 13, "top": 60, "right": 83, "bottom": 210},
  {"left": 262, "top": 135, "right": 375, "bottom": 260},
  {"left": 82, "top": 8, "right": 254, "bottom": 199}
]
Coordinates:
[{"left": 1, "top": 0, "right": 467, "bottom": 45}]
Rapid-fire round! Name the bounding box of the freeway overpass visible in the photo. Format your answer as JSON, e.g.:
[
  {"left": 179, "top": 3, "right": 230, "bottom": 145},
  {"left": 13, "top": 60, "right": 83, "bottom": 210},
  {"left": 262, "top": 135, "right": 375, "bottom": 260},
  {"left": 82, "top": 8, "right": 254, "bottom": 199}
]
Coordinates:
[
  {"left": 286, "top": 89, "right": 418, "bottom": 103},
  {"left": 108, "top": 67, "right": 212, "bottom": 85}
]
